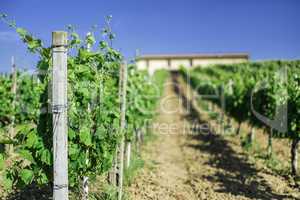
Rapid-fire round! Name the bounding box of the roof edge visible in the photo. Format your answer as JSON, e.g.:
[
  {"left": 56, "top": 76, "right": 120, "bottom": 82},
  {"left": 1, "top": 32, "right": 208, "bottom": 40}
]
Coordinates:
[{"left": 137, "top": 53, "right": 249, "bottom": 60}]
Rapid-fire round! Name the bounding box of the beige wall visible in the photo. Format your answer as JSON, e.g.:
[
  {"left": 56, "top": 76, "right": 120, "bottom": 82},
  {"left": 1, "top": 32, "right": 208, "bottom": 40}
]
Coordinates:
[
  {"left": 192, "top": 58, "right": 247, "bottom": 67},
  {"left": 136, "top": 60, "right": 148, "bottom": 70},
  {"left": 170, "top": 59, "right": 191, "bottom": 69},
  {"left": 148, "top": 59, "right": 169, "bottom": 75},
  {"left": 136, "top": 57, "right": 248, "bottom": 74}
]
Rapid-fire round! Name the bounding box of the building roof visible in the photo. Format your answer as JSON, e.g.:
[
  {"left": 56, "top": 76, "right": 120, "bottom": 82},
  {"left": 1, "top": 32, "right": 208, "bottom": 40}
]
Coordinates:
[{"left": 137, "top": 53, "right": 249, "bottom": 60}]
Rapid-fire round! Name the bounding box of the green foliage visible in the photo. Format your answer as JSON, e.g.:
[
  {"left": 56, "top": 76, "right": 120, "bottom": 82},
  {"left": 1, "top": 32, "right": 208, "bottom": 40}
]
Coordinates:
[
  {"left": 0, "top": 15, "right": 168, "bottom": 196},
  {"left": 0, "top": 73, "right": 41, "bottom": 128},
  {"left": 181, "top": 61, "right": 300, "bottom": 140},
  {"left": 264, "top": 154, "right": 283, "bottom": 172},
  {"left": 19, "top": 169, "right": 34, "bottom": 184},
  {"left": 125, "top": 68, "right": 169, "bottom": 141},
  {"left": 89, "top": 185, "right": 118, "bottom": 200},
  {"left": 3, "top": 171, "right": 13, "bottom": 190},
  {"left": 0, "top": 154, "right": 4, "bottom": 170},
  {"left": 0, "top": 76, "right": 13, "bottom": 127}
]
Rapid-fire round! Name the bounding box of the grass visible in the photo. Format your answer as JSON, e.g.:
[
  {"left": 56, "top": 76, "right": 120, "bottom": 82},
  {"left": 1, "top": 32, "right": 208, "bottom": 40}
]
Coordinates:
[
  {"left": 241, "top": 134, "right": 261, "bottom": 153},
  {"left": 198, "top": 99, "right": 209, "bottom": 111},
  {"left": 209, "top": 112, "right": 219, "bottom": 120},
  {"left": 238, "top": 129, "right": 289, "bottom": 176},
  {"left": 89, "top": 185, "right": 119, "bottom": 200},
  {"left": 239, "top": 133, "right": 289, "bottom": 176},
  {"left": 124, "top": 151, "right": 145, "bottom": 186},
  {"left": 124, "top": 131, "right": 157, "bottom": 185},
  {"left": 89, "top": 131, "right": 158, "bottom": 200}
]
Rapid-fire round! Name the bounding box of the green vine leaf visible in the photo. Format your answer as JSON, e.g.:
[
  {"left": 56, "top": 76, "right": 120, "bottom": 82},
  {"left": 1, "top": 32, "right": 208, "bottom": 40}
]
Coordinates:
[
  {"left": 18, "top": 149, "right": 35, "bottom": 163},
  {"left": 79, "top": 127, "right": 92, "bottom": 146},
  {"left": 0, "top": 154, "right": 4, "bottom": 170},
  {"left": 19, "top": 169, "right": 34, "bottom": 185}
]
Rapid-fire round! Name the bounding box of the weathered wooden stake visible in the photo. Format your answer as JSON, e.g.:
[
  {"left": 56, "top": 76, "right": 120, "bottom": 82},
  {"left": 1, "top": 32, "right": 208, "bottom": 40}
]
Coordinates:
[
  {"left": 117, "top": 62, "right": 128, "bottom": 200},
  {"left": 7, "top": 56, "right": 17, "bottom": 155},
  {"left": 135, "top": 128, "right": 140, "bottom": 154},
  {"left": 268, "top": 128, "right": 273, "bottom": 158},
  {"left": 86, "top": 32, "right": 92, "bottom": 51},
  {"left": 125, "top": 141, "right": 131, "bottom": 168},
  {"left": 82, "top": 32, "right": 92, "bottom": 200},
  {"left": 108, "top": 151, "right": 118, "bottom": 186},
  {"left": 82, "top": 176, "right": 89, "bottom": 200},
  {"left": 52, "top": 31, "right": 68, "bottom": 200},
  {"left": 249, "top": 126, "right": 255, "bottom": 144}
]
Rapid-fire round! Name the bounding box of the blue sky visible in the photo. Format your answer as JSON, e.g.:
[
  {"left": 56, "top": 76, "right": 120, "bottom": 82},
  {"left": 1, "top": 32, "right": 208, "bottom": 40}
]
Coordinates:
[{"left": 0, "top": 0, "right": 299, "bottom": 72}]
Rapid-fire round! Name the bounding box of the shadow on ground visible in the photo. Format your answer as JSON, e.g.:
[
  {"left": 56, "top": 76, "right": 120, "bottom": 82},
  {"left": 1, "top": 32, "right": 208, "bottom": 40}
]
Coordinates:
[
  {"left": 6, "top": 184, "right": 51, "bottom": 200},
  {"left": 171, "top": 72, "right": 297, "bottom": 200}
]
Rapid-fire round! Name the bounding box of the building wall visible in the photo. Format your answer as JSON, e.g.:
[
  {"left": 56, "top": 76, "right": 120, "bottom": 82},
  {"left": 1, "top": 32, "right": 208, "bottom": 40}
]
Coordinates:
[
  {"left": 170, "top": 59, "right": 191, "bottom": 69},
  {"left": 136, "top": 57, "right": 248, "bottom": 74},
  {"left": 148, "top": 59, "right": 169, "bottom": 75},
  {"left": 136, "top": 60, "right": 148, "bottom": 70},
  {"left": 192, "top": 58, "right": 247, "bottom": 67}
]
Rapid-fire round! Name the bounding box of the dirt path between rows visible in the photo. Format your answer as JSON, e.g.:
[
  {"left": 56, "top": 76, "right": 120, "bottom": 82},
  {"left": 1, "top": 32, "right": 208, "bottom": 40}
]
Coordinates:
[{"left": 128, "top": 74, "right": 299, "bottom": 200}]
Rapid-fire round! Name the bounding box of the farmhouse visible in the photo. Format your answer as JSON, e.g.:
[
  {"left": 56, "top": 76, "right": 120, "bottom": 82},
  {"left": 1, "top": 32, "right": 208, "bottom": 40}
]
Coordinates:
[{"left": 136, "top": 53, "right": 249, "bottom": 74}]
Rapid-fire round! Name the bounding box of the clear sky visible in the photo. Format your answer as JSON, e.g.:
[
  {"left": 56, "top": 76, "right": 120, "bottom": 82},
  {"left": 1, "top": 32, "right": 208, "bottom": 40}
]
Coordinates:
[{"left": 0, "top": 0, "right": 299, "bottom": 72}]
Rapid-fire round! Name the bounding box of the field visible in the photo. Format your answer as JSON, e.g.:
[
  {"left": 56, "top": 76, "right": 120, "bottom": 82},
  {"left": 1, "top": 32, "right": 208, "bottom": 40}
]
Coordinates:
[
  {"left": 128, "top": 74, "right": 299, "bottom": 200},
  {"left": 0, "top": 13, "right": 299, "bottom": 200}
]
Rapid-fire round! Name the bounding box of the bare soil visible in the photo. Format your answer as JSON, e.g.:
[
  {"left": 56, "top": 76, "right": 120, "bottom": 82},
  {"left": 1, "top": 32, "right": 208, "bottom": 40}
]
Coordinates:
[{"left": 127, "top": 74, "right": 300, "bottom": 200}]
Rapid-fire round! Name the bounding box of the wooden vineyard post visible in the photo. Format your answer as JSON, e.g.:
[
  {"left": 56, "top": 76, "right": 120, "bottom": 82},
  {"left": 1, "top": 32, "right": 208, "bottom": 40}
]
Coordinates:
[
  {"left": 81, "top": 32, "right": 92, "bottom": 200},
  {"left": 108, "top": 152, "right": 117, "bottom": 186},
  {"left": 52, "top": 31, "right": 68, "bottom": 200},
  {"left": 7, "top": 56, "right": 17, "bottom": 155},
  {"left": 117, "top": 62, "right": 128, "bottom": 200},
  {"left": 125, "top": 141, "right": 131, "bottom": 168},
  {"left": 249, "top": 126, "right": 255, "bottom": 144},
  {"left": 135, "top": 128, "right": 141, "bottom": 155},
  {"left": 268, "top": 128, "right": 273, "bottom": 158}
]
